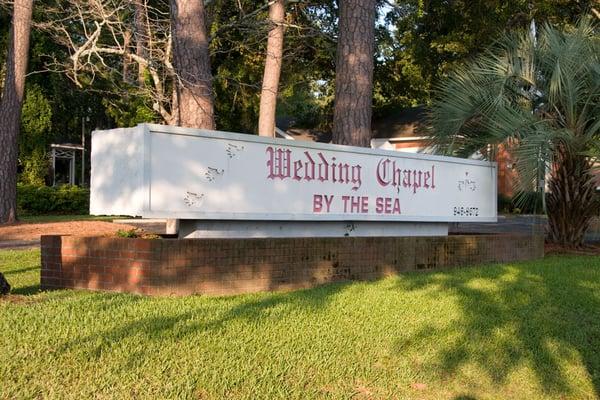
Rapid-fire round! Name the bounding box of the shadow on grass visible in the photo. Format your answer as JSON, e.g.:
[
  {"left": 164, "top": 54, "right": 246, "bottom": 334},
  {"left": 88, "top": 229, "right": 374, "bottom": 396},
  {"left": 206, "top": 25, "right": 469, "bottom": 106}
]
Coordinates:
[
  {"left": 392, "top": 256, "right": 600, "bottom": 397},
  {"left": 58, "top": 281, "right": 350, "bottom": 357},
  {"left": 11, "top": 283, "right": 41, "bottom": 295},
  {"left": 48, "top": 256, "right": 600, "bottom": 397},
  {"left": 4, "top": 265, "right": 40, "bottom": 276}
]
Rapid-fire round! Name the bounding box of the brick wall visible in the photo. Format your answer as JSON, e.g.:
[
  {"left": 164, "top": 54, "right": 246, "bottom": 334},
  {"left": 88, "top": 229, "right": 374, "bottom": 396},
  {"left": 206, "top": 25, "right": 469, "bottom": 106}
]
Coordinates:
[{"left": 41, "top": 234, "right": 544, "bottom": 296}]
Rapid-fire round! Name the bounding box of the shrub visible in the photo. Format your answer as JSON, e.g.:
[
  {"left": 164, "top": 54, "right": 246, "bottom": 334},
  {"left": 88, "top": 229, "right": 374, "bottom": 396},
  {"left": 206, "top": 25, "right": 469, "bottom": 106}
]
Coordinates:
[
  {"left": 17, "top": 184, "right": 89, "bottom": 215},
  {"left": 116, "top": 229, "right": 139, "bottom": 238},
  {"left": 19, "top": 149, "right": 50, "bottom": 186}
]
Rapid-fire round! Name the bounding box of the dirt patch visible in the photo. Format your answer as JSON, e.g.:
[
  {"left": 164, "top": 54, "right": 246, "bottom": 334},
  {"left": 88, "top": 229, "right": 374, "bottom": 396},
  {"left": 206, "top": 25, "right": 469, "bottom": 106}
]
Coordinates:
[
  {"left": 545, "top": 242, "right": 600, "bottom": 256},
  {"left": 0, "top": 294, "right": 40, "bottom": 304},
  {"left": 0, "top": 221, "right": 138, "bottom": 243}
]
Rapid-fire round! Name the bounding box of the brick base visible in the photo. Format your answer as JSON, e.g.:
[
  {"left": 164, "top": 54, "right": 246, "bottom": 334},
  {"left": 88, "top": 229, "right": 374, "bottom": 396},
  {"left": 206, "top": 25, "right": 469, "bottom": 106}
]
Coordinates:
[{"left": 41, "top": 234, "right": 544, "bottom": 296}]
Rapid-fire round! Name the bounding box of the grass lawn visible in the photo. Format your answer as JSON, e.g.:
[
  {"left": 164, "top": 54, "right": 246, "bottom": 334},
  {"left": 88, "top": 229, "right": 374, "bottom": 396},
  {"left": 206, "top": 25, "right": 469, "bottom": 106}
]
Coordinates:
[
  {"left": 18, "top": 215, "right": 118, "bottom": 224},
  {"left": 1, "top": 249, "right": 599, "bottom": 399}
]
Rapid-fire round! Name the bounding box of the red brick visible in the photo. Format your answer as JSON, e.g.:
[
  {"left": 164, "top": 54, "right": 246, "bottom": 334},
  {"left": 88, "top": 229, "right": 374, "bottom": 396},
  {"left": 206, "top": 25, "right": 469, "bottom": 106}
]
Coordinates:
[{"left": 39, "top": 234, "right": 544, "bottom": 297}]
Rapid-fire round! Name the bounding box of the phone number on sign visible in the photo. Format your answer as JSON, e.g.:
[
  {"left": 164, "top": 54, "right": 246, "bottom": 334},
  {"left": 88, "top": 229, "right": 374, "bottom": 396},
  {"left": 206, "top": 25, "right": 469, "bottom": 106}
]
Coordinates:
[{"left": 453, "top": 206, "right": 479, "bottom": 217}]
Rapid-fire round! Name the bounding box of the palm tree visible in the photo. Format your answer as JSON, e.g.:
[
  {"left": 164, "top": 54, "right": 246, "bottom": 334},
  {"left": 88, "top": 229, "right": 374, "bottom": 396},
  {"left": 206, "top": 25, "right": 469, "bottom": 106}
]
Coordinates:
[{"left": 428, "top": 18, "right": 600, "bottom": 247}]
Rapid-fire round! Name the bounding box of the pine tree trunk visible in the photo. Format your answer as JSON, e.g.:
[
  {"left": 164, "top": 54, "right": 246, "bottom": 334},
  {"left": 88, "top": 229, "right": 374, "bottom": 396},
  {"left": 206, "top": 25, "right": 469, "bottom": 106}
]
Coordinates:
[
  {"left": 332, "top": 0, "right": 376, "bottom": 147},
  {"left": 123, "top": 29, "right": 132, "bottom": 82},
  {"left": 0, "top": 0, "right": 33, "bottom": 225},
  {"left": 258, "top": 0, "right": 285, "bottom": 137},
  {"left": 134, "top": 0, "right": 148, "bottom": 85},
  {"left": 546, "top": 148, "right": 599, "bottom": 247},
  {"left": 170, "top": 0, "right": 215, "bottom": 129}
]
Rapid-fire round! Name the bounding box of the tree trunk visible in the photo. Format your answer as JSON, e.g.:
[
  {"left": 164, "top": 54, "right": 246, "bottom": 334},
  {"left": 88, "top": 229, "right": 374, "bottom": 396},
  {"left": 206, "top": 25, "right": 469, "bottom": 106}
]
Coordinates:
[
  {"left": 0, "top": 0, "right": 33, "bottom": 225},
  {"left": 258, "top": 0, "right": 285, "bottom": 137},
  {"left": 123, "top": 29, "right": 132, "bottom": 82},
  {"left": 546, "top": 148, "right": 599, "bottom": 247},
  {"left": 169, "top": 0, "right": 215, "bottom": 129},
  {"left": 332, "top": 0, "right": 376, "bottom": 147},
  {"left": 134, "top": 0, "right": 148, "bottom": 85}
]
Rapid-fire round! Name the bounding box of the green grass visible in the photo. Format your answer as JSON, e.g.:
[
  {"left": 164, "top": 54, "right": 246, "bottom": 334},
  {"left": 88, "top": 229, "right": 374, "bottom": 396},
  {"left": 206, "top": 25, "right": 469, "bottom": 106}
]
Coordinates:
[
  {"left": 18, "top": 214, "right": 119, "bottom": 223},
  {"left": 1, "top": 249, "right": 599, "bottom": 399}
]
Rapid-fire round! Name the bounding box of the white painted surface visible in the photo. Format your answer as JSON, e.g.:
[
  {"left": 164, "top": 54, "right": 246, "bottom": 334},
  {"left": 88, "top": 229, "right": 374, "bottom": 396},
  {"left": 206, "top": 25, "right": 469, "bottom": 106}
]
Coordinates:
[
  {"left": 90, "top": 124, "right": 497, "bottom": 223},
  {"left": 370, "top": 139, "right": 395, "bottom": 150},
  {"left": 180, "top": 220, "right": 448, "bottom": 238},
  {"left": 90, "top": 128, "right": 146, "bottom": 216}
]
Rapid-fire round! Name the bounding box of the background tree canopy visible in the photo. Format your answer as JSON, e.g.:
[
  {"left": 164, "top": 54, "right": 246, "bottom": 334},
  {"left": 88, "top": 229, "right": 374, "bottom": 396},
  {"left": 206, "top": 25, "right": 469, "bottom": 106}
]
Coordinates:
[
  {"left": 428, "top": 18, "right": 599, "bottom": 246},
  {"left": 0, "top": 0, "right": 595, "bottom": 185}
]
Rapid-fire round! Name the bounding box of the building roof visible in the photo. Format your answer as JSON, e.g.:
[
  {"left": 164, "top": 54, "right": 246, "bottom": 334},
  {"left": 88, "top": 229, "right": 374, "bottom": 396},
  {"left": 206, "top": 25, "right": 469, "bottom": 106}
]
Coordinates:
[
  {"left": 283, "top": 128, "right": 332, "bottom": 143},
  {"left": 371, "top": 106, "right": 428, "bottom": 139},
  {"left": 277, "top": 106, "right": 429, "bottom": 143}
]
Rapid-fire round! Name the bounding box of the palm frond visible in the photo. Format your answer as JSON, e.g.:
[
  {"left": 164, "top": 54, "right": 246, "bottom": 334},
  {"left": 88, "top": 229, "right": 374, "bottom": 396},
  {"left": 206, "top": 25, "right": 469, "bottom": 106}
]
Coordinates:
[{"left": 427, "top": 16, "right": 600, "bottom": 201}]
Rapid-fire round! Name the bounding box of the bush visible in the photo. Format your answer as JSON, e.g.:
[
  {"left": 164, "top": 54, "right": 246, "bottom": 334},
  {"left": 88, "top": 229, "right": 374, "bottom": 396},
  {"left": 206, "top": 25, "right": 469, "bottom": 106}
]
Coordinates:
[
  {"left": 116, "top": 229, "right": 139, "bottom": 238},
  {"left": 17, "top": 184, "right": 89, "bottom": 215},
  {"left": 19, "top": 149, "right": 50, "bottom": 186}
]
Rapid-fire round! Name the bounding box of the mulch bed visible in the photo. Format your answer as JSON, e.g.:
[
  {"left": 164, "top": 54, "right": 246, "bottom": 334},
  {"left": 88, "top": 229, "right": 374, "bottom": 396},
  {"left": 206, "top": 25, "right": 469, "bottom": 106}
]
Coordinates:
[
  {"left": 545, "top": 242, "right": 600, "bottom": 256},
  {"left": 0, "top": 220, "right": 139, "bottom": 249}
]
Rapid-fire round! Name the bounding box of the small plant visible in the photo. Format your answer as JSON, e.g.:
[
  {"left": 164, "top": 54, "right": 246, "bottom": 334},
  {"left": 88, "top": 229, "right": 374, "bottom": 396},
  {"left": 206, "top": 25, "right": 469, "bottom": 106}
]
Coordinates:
[
  {"left": 115, "top": 229, "right": 160, "bottom": 239},
  {"left": 116, "top": 229, "right": 140, "bottom": 238}
]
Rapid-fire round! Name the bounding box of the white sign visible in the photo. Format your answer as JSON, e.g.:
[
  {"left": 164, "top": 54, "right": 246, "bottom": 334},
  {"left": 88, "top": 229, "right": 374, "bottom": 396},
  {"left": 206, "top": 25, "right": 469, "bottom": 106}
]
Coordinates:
[{"left": 90, "top": 124, "right": 497, "bottom": 222}]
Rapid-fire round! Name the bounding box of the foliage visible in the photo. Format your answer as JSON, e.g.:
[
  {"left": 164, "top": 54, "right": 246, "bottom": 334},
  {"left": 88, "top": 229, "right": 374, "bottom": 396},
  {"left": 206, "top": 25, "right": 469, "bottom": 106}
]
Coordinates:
[
  {"left": 376, "top": 0, "right": 593, "bottom": 110},
  {"left": 2, "top": 249, "right": 600, "bottom": 398},
  {"left": 17, "top": 184, "right": 89, "bottom": 215},
  {"left": 116, "top": 228, "right": 140, "bottom": 238},
  {"left": 276, "top": 80, "right": 326, "bottom": 128},
  {"left": 208, "top": 0, "right": 337, "bottom": 132},
  {"left": 3, "top": 0, "right": 591, "bottom": 136},
  {"left": 498, "top": 192, "right": 545, "bottom": 214},
  {"left": 20, "top": 83, "right": 52, "bottom": 143},
  {"left": 19, "top": 148, "right": 49, "bottom": 186},
  {"left": 17, "top": 84, "right": 52, "bottom": 185},
  {"left": 428, "top": 18, "right": 600, "bottom": 245},
  {"left": 102, "top": 93, "right": 158, "bottom": 128}
]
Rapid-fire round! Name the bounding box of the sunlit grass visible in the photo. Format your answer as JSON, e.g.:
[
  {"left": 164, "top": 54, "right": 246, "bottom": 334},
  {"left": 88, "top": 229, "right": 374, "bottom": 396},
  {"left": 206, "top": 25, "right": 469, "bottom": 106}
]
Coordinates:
[{"left": 1, "top": 249, "right": 599, "bottom": 399}]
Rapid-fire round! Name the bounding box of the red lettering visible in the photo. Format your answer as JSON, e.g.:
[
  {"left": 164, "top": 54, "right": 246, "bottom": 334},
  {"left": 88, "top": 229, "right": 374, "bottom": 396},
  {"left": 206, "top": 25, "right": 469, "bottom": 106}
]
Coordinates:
[
  {"left": 323, "top": 195, "right": 334, "bottom": 213},
  {"left": 313, "top": 194, "right": 323, "bottom": 213},
  {"left": 266, "top": 147, "right": 291, "bottom": 179},
  {"left": 304, "top": 151, "right": 315, "bottom": 180},
  {"left": 342, "top": 196, "right": 368, "bottom": 213},
  {"left": 393, "top": 198, "right": 401, "bottom": 214},
  {"left": 376, "top": 197, "right": 384, "bottom": 213},
  {"left": 342, "top": 195, "right": 350, "bottom": 213},
  {"left": 375, "top": 197, "right": 401, "bottom": 214},
  {"left": 376, "top": 158, "right": 391, "bottom": 187},
  {"left": 314, "top": 195, "right": 334, "bottom": 213},
  {"left": 293, "top": 160, "right": 302, "bottom": 181},
  {"left": 317, "top": 152, "right": 329, "bottom": 182},
  {"left": 351, "top": 165, "right": 362, "bottom": 191},
  {"left": 266, "top": 147, "right": 363, "bottom": 190},
  {"left": 361, "top": 196, "right": 369, "bottom": 213},
  {"left": 375, "top": 158, "right": 437, "bottom": 194}
]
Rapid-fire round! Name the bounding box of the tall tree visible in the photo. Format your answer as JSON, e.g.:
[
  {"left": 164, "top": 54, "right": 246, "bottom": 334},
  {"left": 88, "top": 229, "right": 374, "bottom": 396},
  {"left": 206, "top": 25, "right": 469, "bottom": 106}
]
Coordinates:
[
  {"left": 332, "top": 0, "right": 376, "bottom": 147},
  {"left": 0, "top": 0, "right": 33, "bottom": 224},
  {"left": 258, "top": 0, "right": 285, "bottom": 137},
  {"left": 134, "top": 0, "right": 149, "bottom": 85},
  {"left": 170, "top": 0, "right": 215, "bottom": 129},
  {"left": 375, "top": 0, "right": 594, "bottom": 111},
  {"left": 429, "top": 18, "right": 600, "bottom": 247}
]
